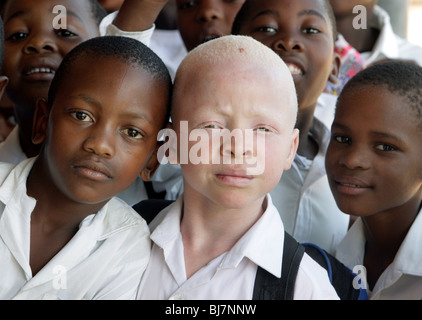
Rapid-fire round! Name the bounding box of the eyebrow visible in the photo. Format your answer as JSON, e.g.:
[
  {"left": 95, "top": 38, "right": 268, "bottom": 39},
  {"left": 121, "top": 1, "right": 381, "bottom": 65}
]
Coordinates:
[
  {"left": 72, "top": 94, "right": 153, "bottom": 123},
  {"left": 332, "top": 123, "right": 406, "bottom": 144},
  {"left": 5, "top": 7, "right": 84, "bottom": 25},
  {"left": 252, "top": 8, "right": 327, "bottom": 23}
]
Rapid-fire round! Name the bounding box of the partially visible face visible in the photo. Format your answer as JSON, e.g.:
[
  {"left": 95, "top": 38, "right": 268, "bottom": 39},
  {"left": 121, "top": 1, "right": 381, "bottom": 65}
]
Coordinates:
[
  {"left": 172, "top": 58, "right": 298, "bottom": 209},
  {"left": 34, "top": 56, "right": 169, "bottom": 205},
  {"left": 329, "top": 0, "right": 378, "bottom": 18},
  {"left": 236, "top": 0, "right": 339, "bottom": 112},
  {"left": 176, "top": 0, "right": 245, "bottom": 51},
  {"left": 97, "top": 0, "right": 124, "bottom": 13},
  {"left": 2, "top": 0, "right": 100, "bottom": 120},
  {"left": 325, "top": 86, "right": 422, "bottom": 217}
]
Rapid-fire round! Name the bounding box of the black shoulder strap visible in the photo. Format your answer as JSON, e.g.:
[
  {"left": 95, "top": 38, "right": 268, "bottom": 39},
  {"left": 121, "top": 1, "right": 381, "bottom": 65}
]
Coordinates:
[
  {"left": 252, "top": 231, "right": 305, "bottom": 300},
  {"left": 132, "top": 199, "right": 174, "bottom": 224}
]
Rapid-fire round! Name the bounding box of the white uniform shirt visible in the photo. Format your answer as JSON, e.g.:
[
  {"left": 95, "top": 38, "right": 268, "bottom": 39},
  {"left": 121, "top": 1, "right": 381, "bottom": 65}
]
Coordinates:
[
  {"left": 137, "top": 195, "right": 339, "bottom": 300},
  {"left": 270, "top": 118, "right": 349, "bottom": 254},
  {"left": 362, "top": 5, "right": 422, "bottom": 66},
  {"left": 0, "top": 158, "right": 151, "bottom": 300},
  {"left": 335, "top": 208, "right": 422, "bottom": 300}
]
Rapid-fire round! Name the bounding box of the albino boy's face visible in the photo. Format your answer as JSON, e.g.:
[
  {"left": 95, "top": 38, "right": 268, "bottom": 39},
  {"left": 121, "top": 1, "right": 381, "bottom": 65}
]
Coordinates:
[
  {"left": 325, "top": 86, "right": 422, "bottom": 218},
  {"left": 176, "top": 0, "right": 245, "bottom": 51},
  {"left": 33, "top": 56, "right": 168, "bottom": 205},
  {"left": 172, "top": 60, "right": 298, "bottom": 209},
  {"left": 2, "top": 0, "right": 100, "bottom": 112}
]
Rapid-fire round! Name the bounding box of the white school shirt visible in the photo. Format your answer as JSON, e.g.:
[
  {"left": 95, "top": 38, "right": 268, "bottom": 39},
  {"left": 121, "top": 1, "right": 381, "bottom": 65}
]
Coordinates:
[
  {"left": 0, "top": 158, "right": 151, "bottom": 300},
  {"left": 362, "top": 5, "right": 422, "bottom": 66},
  {"left": 335, "top": 208, "right": 422, "bottom": 300},
  {"left": 137, "top": 195, "right": 339, "bottom": 300},
  {"left": 270, "top": 118, "right": 349, "bottom": 255}
]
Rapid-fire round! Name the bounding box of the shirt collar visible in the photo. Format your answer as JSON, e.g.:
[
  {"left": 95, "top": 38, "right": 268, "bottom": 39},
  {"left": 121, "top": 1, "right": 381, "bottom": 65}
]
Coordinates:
[
  {"left": 364, "top": 5, "right": 399, "bottom": 64},
  {"left": 151, "top": 195, "right": 285, "bottom": 278}
]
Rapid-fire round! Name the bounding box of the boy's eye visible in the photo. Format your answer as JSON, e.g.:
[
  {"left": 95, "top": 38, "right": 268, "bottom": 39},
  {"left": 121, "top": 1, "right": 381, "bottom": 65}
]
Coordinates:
[
  {"left": 7, "top": 32, "right": 28, "bottom": 41},
  {"left": 302, "top": 27, "right": 320, "bottom": 35},
  {"left": 56, "top": 29, "right": 77, "bottom": 38},
  {"left": 334, "top": 135, "right": 350, "bottom": 144},
  {"left": 202, "top": 123, "right": 221, "bottom": 129},
  {"left": 178, "top": 1, "right": 197, "bottom": 10},
  {"left": 256, "top": 26, "right": 277, "bottom": 34},
  {"left": 255, "top": 126, "right": 271, "bottom": 132},
  {"left": 375, "top": 144, "right": 395, "bottom": 152},
  {"left": 122, "top": 128, "right": 144, "bottom": 140},
  {"left": 70, "top": 111, "right": 93, "bottom": 122}
]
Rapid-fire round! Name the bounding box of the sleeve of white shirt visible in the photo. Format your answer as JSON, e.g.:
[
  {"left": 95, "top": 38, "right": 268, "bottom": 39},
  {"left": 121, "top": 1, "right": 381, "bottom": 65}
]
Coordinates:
[{"left": 99, "top": 11, "right": 155, "bottom": 47}]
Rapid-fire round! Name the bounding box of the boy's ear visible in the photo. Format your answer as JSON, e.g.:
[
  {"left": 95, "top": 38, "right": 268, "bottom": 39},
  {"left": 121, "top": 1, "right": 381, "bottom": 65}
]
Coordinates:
[
  {"left": 0, "top": 76, "right": 9, "bottom": 98},
  {"left": 32, "top": 99, "right": 50, "bottom": 145},
  {"left": 140, "top": 142, "right": 163, "bottom": 182},
  {"left": 328, "top": 52, "right": 342, "bottom": 85},
  {"left": 283, "top": 128, "right": 299, "bottom": 171}
]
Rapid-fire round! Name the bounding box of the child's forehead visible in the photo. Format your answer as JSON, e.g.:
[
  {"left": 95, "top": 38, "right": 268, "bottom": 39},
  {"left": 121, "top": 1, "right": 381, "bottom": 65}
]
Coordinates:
[{"left": 3, "top": 0, "right": 93, "bottom": 22}]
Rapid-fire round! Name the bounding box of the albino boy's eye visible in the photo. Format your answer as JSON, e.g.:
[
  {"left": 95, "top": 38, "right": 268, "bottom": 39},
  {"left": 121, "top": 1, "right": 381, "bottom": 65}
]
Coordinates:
[
  {"left": 122, "top": 128, "right": 144, "bottom": 140},
  {"left": 70, "top": 111, "right": 93, "bottom": 122},
  {"left": 255, "top": 126, "right": 271, "bottom": 132},
  {"left": 375, "top": 144, "right": 395, "bottom": 152},
  {"left": 203, "top": 124, "right": 221, "bottom": 129}
]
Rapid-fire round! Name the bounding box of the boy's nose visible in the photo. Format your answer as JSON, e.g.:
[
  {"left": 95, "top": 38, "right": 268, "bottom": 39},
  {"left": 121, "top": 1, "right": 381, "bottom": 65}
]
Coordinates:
[
  {"left": 24, "top": 34, "right": 58, "bottom": 55},
  {"left": 197, "top": 0, "right": 223, "bottom": 22},
  {"left": 82, "top": 128, "right": 116, "bottom": 159},
  {"left": 273, "top": 36, "right": 304, "bottom": 53},
  {"left": 220, "top": 129, "right": 254, "bottom": 160},
  {"left": 338, "top": 146, "right": 370, "bottom": 170}
]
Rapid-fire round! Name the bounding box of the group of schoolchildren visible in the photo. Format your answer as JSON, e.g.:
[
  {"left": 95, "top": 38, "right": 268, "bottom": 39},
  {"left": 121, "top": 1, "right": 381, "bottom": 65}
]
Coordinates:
[{"left": 0, "top": 0, "right": 421, "bottom": 300}]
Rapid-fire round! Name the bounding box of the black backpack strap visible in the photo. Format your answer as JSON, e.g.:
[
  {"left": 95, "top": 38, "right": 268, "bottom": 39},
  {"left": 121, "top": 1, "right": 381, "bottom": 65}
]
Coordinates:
[
  {"left": 252, "top": 231, "right": 305, "bottom": 300},
  {"left": 302, "top": 242, "right": 367, "bottom": 300},
  {"left": 132, "top": 199, "right": 174, "bottom": 224}
]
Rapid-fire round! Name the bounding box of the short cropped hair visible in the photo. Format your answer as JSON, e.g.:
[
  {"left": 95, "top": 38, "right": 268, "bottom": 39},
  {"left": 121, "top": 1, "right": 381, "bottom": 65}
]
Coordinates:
[
  {"left": 232, "top": 0, "right": 338, "bottom": 42},
  {"left": 48, "top": 36, "right": 172, "bottom": 120},
  {"left": 339, "top": 60, "right": 422, "bottom": 129}
]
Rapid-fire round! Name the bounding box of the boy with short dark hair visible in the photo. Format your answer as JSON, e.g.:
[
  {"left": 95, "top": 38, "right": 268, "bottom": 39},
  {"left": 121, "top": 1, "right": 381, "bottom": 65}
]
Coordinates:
[
  {"left": 0, "top": 35, "right": 172, "bottom": 299},
  {"left": 136, "top": 35, "right": 339, "bottom": 300},
  {"left": 326, "top": 61, "right": 422, "bottom": 300},
  {"left": 231, "top": 0, "right": 348, "bottom": 254}
]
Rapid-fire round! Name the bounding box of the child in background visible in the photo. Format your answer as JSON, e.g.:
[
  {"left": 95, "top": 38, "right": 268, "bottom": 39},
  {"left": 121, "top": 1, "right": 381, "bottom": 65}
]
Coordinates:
[
  {"left": 326, "top": 61, "right": 422, "bottom": 300},
  {"left": 0, "top": 35, "right": 172, "bottom": 299},
  {"left": 0, "top": 16, "right": 10, "bottom": 142},
  {"left": 232, "top": 0, "right": 348, "bottom": 254},
  {"left": 137, "top": 35, "right": 339, "bottom": 300}
]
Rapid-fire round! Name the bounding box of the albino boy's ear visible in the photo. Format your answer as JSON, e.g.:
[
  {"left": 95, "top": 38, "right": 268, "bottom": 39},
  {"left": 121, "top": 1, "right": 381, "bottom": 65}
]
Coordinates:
[
  {"left": 0, "top": 76, "right": 9, "bottom": 98},
  {"left": 328, "top": 52, "right": 341, "bottom": 85},
  {"left": 32, "top": 99, "right": 50, "bottom": 145},
  {"left": 140, "top": 143, "right": 163, "bottom": 182},
  {"left": 283, "top": 128, "right": 299, "bottom": 171}
]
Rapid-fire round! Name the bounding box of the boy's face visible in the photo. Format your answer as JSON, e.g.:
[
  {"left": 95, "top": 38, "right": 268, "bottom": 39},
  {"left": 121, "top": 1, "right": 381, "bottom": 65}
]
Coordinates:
[
  {"left": 176, "top": 0, "right": 245, "bottom": 51},
  {"left": 33, "top": 56, "right": 168, "bottom": 205},
  {"left": 236, "top": 0, "right": 339, "bottom": 111},
  {"left": 2, "top": 0, "right": 100, "bottom": 112},
  {"left": 325, "top": 86, "right": 422, "bottom": 217},
  {"left": 172, "top": 59, "right": 298, "bottom": 209}
]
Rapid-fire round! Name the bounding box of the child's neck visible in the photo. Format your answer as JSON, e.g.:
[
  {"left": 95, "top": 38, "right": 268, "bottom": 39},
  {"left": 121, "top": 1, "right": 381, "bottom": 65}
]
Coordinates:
[
  {"left": 180, "top": 192, "right": 266, "bottom": 279},
  {"left": 362, "top": 199, "right": 421, "bottom": 289},
  {"left": 296, "top": 110, "right": 318, "bottom": 160}
]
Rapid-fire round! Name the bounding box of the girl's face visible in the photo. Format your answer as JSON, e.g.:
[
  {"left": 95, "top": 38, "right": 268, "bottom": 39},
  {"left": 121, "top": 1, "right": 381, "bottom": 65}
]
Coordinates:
[{"left": 325, "top": 85, "right": 422, "bottom": 218}]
